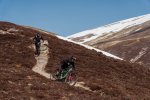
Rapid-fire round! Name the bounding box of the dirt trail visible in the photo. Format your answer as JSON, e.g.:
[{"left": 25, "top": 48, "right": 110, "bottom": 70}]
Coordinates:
[
  {"left": 32, "top": 40, "right": 94, "bottom": 92},
  {"left": 74, "top": 82, "right": 93, "bottom": 92},
  {"left": 32, "top": 40, "right": 53, "bottom": 79}
]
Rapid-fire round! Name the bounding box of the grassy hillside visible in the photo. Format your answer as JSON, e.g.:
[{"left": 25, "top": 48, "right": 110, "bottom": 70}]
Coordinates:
[{"left": 0, "top": 22, "right": 150, "bottom": 99}]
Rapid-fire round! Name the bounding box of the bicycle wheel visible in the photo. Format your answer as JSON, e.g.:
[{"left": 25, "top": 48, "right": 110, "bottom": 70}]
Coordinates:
[{"left": 65, "top": 71, "right": 77, "bottom": 86}]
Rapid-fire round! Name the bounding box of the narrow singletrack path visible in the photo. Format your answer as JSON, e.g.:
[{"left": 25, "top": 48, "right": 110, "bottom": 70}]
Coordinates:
[
  {"left": 32, "top": 40, "right": 94, "bottom": 92},
  {"left": 32, "top": 40, "right": 53, "bottom": 79}
]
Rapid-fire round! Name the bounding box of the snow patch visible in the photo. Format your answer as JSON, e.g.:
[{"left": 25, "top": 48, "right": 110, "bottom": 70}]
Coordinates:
[
  {"left": 67, "top": 14, "right": 150, "bottom": 43},
  {"left": 130, "top": 47, "right": 148, "bottom": 63},
  {"left": 134, "top": 28, "right": 142, "bottom": 32},
  {"left": 57, "top": 36, "right": 122, "bottom": 60}
]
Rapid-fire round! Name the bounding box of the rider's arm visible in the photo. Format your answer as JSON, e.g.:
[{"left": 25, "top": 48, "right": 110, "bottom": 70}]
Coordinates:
[
  {"left": 33, "top": 37, "right": 36, "bottom": 43},
  {"left": 41, "top": 36, "right": 44, "bottom": 42},
  {"left": 68, "top": 62, "right": 75, "bottom": 70}
]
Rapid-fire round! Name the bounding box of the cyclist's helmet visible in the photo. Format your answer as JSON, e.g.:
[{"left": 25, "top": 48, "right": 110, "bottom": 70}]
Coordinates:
[
  {"left": 36, "top": 33, "right": 40, "bottom": 37},
  {"left": 70, "top": 56, "right": 76, "bottom": 61}
]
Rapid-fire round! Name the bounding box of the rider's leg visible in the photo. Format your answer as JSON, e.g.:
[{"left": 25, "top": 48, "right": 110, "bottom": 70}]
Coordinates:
[
  {"left": 35, "top": 43, "right": 39, "bottom": 55},
  {"left": 35, "top": 42, "right": 41, "bottom": 55},
  {"left": 38, "top": 42, "right": 41, "bottom": 55}
]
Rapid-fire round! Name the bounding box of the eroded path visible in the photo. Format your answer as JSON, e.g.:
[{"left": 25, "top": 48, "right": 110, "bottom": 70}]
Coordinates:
[
  {"left": 32, "top": 40, "right": 53, "bottom": 79},
  {"left": 32, "top": 40, "right": 94, "bottom": 92}
]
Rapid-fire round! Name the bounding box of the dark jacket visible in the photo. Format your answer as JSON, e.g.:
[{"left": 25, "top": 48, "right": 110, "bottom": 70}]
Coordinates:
[
  {"left": 60, "top": 59, "right": 75, "bottom": 70},
  {"left": 33, "top": 35, "right": 43, "bottom": 43}
]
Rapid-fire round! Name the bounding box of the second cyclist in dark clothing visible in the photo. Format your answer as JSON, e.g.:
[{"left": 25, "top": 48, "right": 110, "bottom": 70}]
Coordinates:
[
  {"left": 60, "top": 56, "right": 76, "bottom": 71},
  {"left": 33, "top": 33, "right": 44, "bottom": 55}
]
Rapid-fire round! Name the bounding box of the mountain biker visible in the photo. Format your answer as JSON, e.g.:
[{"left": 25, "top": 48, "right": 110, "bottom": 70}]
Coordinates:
[
  {"left": 33, "top": 33, "right": 44, "bottom": 55},
  {"left": 58, "top": 56, "right": 76, "bottom": 75}
]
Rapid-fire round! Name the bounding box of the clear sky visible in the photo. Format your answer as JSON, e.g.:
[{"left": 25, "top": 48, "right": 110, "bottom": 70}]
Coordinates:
[{"left": 0, "top": 0, "right": 150, "bottom": 36}]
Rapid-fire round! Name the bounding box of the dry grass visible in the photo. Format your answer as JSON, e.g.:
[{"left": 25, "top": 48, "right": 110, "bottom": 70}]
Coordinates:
[{"left": 1, "top": 22, "right": 150, "bottom": 99}]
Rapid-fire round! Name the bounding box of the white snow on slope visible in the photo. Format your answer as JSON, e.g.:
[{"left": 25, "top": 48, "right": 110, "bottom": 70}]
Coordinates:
[
  {"left": 57, "top": 36, "right": 122, "bottom": 60},
  {"left": 28, "top": 26, "right": 122, "bottom": 60},
  {"left": 130, "top": 47, "right": 148, "bottom": 63},
  {"left": 67, "top": 14, "right": 150, "bottom": 43}
]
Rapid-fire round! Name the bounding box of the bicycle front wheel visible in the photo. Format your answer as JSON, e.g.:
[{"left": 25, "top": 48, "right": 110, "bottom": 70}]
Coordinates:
[{"left": 65, "top": 71, "right": 77, "bottom": 86}]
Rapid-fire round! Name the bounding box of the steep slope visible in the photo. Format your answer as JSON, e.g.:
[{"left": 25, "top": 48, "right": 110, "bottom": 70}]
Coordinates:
[
  {"left": 68, "top": 14, "right": 150, "bottom": 67},
  {"left": 1, "top": 22, "right": 150, "bottom": 99}
]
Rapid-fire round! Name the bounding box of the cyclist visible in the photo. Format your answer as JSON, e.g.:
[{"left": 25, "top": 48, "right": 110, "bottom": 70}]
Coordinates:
[
  {"left": 57, "top": 56, "right": 76, "bottom": 77},
  {"left": 33, "top": 33, "right": 44, "bottom": 55},
  {"left": 60, "top": 56, "right": 76, "bottom": 70}
]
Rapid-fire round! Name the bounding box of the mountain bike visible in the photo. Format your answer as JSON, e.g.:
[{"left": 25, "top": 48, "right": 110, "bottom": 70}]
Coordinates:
[{"left": 53, "top": 67, "right": 77, "bottom": 86}]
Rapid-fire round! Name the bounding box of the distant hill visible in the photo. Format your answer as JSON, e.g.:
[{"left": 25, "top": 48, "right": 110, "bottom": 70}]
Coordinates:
[{"left": 68, "top": 14, "right": 150, "bottom": 67}]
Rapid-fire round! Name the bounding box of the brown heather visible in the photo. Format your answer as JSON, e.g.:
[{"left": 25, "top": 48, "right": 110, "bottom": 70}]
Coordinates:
[{"left": 0, "top": 22, "right": 150, "bottom": 100}]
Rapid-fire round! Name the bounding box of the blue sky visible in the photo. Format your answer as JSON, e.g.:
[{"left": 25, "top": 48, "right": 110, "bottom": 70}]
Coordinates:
[{"left": 0, "top": 0, "right": 150, "bottom": 36}]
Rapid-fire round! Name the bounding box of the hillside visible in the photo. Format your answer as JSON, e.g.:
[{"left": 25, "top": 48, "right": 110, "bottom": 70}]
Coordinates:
[
  {"left": 68, "top": 14, "right": 150, "bottom": 67},
  {"left": 1, "top": 22, "right": 150, "bottom": 99}
]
